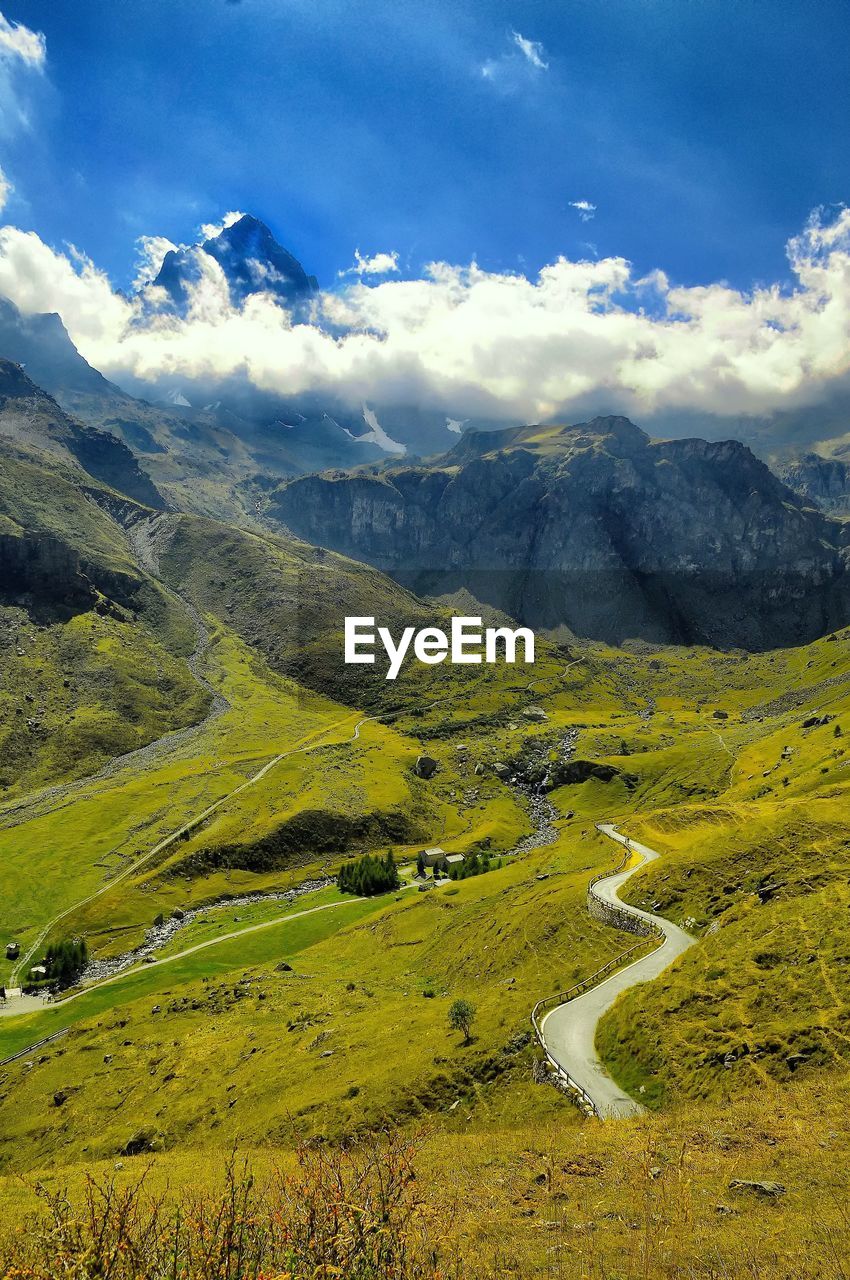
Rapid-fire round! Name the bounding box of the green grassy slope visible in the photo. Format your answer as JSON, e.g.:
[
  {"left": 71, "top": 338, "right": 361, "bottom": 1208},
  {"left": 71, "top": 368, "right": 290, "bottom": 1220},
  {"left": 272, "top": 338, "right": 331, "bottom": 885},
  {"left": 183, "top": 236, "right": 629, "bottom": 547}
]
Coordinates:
[
  {"left": 594, "top": 629, "right": 850, "bottom": 1103},
  {"left": 0, "top": 447, "right": 210, "bottom": 796},
  {"left": 0, "top": 824, "right": 629, "bottom": 1171},
  {"left": 3, "top": 455, "right": 850, "bottom": 1232}
]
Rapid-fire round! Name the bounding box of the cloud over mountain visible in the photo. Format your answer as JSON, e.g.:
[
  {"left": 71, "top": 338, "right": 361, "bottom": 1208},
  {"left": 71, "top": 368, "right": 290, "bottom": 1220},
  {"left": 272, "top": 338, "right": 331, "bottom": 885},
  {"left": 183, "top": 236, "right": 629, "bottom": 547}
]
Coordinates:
[{"left": 1, "top": 207, "right": 850, "bottom": 422}]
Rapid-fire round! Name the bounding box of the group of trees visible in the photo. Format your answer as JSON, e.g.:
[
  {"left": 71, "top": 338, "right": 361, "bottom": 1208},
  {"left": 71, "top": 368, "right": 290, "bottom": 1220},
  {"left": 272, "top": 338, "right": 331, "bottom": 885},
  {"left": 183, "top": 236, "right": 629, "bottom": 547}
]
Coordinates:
[
  {"left": 338, "top": 852, "right": 400, "bottom": 897},
  {"left": 42, "top": 938, "right": 88, "bottom": 989}
]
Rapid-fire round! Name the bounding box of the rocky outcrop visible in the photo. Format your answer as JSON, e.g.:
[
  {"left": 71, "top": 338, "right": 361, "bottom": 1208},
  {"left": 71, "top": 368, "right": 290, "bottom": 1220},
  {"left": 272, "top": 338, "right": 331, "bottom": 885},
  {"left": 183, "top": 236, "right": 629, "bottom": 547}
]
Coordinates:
[
  {"left": 0, "top": 530, "right": 142, "bottom": 614},
  {"left": 773, "top": 452, "right": 850, "bottom": 514},
  {"left": 0, "top": 295, "right": 116, "bottom": 398},
  {"left": 0, "top": 532, "right": 95, "bottom": 608},
  {"left": 554, "top": 760, "right": 638, "bottom": 789},
  {"left": 414, "top": 754, "right": 438, "bottom": 779},
  {"left": 272, "top": 417, "right": 850, "bottom": 650}
]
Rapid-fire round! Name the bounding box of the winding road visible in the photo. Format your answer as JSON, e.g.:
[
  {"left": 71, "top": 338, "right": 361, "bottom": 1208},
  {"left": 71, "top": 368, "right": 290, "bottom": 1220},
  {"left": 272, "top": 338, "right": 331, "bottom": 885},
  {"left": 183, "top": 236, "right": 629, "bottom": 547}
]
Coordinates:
[{"left": 539, "top": 824, "right": 695, "bottom": 1118}]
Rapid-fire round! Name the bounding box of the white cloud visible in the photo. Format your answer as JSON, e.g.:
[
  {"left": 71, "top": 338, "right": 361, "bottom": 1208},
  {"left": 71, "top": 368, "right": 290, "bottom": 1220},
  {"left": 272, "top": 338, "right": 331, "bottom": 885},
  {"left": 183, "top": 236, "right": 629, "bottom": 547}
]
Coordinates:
[
  {"left": 339, "top": 249, "right": 400, "bottom": 278},
  {"left": 133, "top": 234, "right": 178, "bottom": 289},
  {"left": 569, "top": 199, "right": 596, "bottom": 222},
  {"left": 0, "top": 12, "right": 46, "bottom": 67},
  {"left": 480, "top": 29, "right": 548, "bottom": 86},
  {"left": 3, "top": 208, "right": 850, "bottom": 425},
  {"left": 0, "top": 165, "right": 11, "bottom": 212},
  {"left": 0, "top": 227, "right": 132, "bottom": 346},
  {"left": 511, "top": 30, "right": 548, "bottom": 71},
  {"left": 199, "top": 210, "right": 245, "bottom": 241},
  {"left": 0, "top": 10, "right": 46, "bottom": 140}
]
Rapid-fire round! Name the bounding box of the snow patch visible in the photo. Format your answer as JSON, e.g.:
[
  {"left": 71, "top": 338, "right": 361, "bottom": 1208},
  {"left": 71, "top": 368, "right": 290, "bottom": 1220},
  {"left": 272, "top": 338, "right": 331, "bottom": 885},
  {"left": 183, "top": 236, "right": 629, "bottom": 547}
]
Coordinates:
[
  {"left": 163, "top": 388, "right": 191, "bottom": 407},
  {"left": 353, "top": 404, "right": 406, "bottom": 455}
]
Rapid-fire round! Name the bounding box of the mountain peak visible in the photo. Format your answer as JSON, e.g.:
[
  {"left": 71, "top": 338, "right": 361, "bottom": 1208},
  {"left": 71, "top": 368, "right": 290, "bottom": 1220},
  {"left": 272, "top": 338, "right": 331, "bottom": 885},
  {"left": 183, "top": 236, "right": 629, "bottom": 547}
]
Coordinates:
[
  {"left": 202, "top": 213, "right": 271, "bottom": 250},
  {"left": 152, "top": 214, "right": 317, "bottom": 310}
]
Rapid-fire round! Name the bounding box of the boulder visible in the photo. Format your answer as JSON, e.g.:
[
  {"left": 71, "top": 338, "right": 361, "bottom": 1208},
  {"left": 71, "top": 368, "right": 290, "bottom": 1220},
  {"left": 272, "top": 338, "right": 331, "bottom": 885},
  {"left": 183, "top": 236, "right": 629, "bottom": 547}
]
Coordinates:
[
  {"left": 552, "top": 759, "right": 638, "bottom": 789},
  {"left": 414, "top": 754, "right": 438, "bottom": 779},
  {"left": 522, "top": 706, "right": 549, "bottom": 722},
  {"left": 728, "top": 1179, "right": 786, "bottom": 1198},
  {"left": 492, "top": 762, "right": 511, "bottom": 780},
  {"left": 122, "top": 1130, "right": 164, "bottom": 1157}
]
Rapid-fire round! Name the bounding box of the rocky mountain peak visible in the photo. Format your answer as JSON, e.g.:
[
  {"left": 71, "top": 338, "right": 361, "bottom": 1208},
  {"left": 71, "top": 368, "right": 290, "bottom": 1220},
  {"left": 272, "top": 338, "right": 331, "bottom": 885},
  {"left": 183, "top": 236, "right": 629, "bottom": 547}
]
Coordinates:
[
  {"left": 583, "top": 415, "right": 649, "bottom": 444},
  {"left": 152, "top": 214, "right": 317, "bottom": 310},
  {"left": 0, "top": 295, "right": 116, "bottom": 398}
]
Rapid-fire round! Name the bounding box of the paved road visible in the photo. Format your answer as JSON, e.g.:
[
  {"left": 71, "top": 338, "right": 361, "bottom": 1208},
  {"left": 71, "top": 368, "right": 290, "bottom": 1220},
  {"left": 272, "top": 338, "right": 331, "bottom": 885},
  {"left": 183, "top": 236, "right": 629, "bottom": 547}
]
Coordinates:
[{"left": 540, "top": 824, "right": 695, "bottom": 1118}]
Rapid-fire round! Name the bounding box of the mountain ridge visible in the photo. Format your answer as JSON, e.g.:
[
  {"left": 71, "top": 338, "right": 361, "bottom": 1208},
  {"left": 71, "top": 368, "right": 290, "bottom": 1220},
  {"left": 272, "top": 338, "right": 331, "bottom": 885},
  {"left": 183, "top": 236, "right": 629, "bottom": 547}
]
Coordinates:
[{"left": 271, "top": 415, "right": 850, "bottom": 650}]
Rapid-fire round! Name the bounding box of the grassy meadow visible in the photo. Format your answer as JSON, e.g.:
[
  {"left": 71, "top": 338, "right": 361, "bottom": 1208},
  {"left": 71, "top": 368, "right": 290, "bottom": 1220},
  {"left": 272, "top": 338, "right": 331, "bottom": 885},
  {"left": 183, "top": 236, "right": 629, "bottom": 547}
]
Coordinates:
[{"left": 2, "top": 494, "right": 850, "bottom": 1275}]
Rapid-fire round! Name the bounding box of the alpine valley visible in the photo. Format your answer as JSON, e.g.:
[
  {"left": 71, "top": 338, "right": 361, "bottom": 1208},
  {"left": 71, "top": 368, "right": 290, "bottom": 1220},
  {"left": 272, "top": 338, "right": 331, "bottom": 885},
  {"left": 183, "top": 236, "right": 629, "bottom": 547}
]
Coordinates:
[{"left": 1, "top": 216, "right": 850, "bottom": 1280}]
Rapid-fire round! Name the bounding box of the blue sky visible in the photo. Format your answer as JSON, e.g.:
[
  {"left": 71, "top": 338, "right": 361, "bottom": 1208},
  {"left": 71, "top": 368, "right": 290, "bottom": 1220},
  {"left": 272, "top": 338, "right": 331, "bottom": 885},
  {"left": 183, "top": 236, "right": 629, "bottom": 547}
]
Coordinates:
[
  {"left": 4, "top": 0, "right": 850, "bottom": 291},
  {"left": 1, "top": 0, "right": 850, "bottom": 425}
]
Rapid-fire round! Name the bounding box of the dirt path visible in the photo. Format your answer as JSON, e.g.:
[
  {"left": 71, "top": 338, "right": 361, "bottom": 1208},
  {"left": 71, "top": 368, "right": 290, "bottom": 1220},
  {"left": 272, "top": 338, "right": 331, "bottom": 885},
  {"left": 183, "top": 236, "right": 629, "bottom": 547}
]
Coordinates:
[{"left": 3, "top": 881, "right": 425, "bottom": 1024}]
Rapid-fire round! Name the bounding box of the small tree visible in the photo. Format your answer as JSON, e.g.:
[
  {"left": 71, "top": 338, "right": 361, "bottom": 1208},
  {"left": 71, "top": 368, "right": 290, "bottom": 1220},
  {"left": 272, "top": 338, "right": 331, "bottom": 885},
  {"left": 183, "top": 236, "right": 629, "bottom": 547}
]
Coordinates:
[
  {"left": 416, "top": 852, "right": 426, "bottom": 878},
  {"left": 448, "top": 998, "right": 476, "bottom": 1045}
]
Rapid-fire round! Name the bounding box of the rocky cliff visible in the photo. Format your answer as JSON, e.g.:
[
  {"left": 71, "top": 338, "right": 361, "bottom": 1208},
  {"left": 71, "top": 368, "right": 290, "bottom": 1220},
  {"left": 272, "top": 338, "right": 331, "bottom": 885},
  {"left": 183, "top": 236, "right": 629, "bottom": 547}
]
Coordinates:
[
  {"left": 272, "top": 417, "right": 850, "bottom": 650},
  {"left": 0, "top": 532, "right": 96, "bottom": 609},
  {"left": 773, "top": 452, "right": 850, "bottom": 515}
]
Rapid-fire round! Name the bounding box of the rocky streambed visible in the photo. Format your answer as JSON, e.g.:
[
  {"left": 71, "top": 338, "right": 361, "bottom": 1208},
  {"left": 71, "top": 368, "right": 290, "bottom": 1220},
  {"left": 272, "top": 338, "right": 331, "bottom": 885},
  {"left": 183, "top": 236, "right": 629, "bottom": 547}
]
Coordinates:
[
  {"left": 80, "top": 877, "right": 333, "bottom": 985},
  {"left": 506, "top": 728, "right": 580, "bottom": 856}
]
